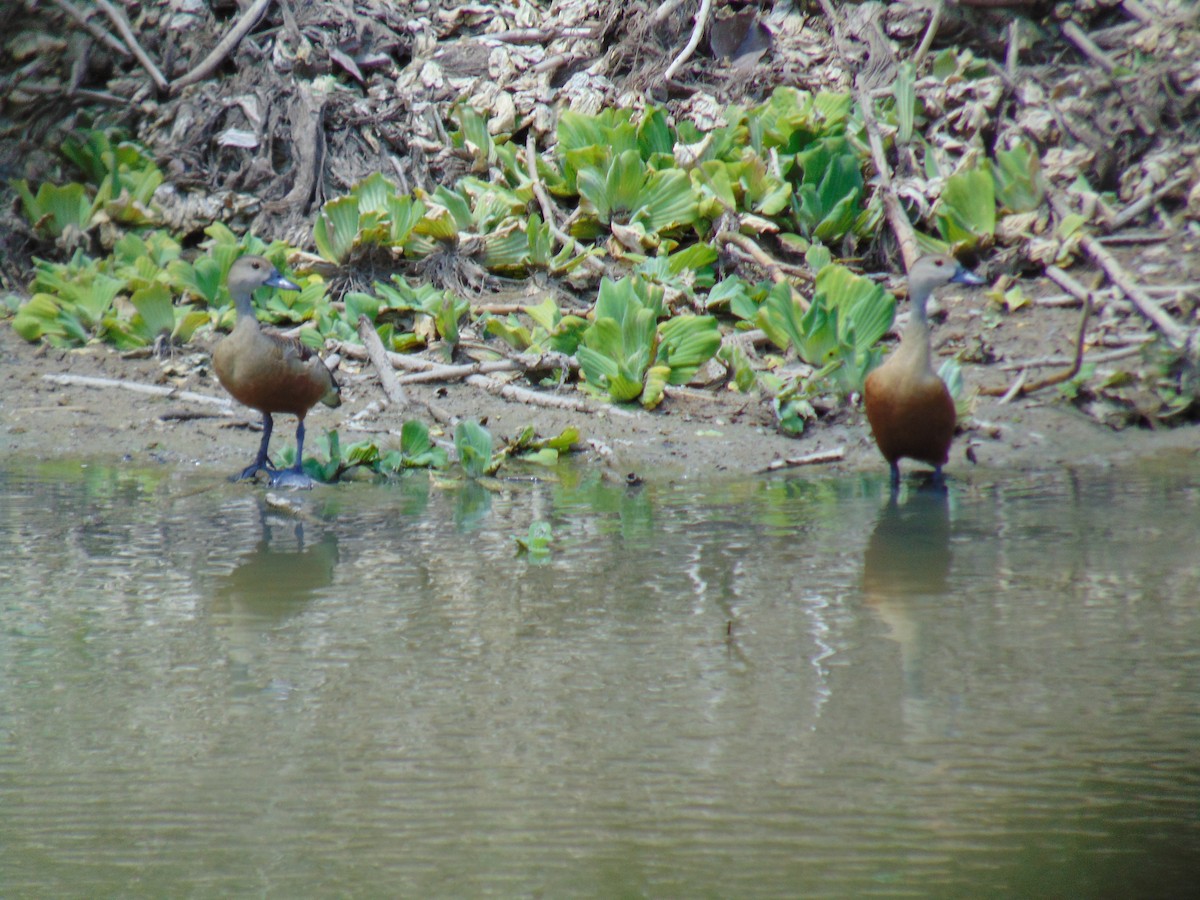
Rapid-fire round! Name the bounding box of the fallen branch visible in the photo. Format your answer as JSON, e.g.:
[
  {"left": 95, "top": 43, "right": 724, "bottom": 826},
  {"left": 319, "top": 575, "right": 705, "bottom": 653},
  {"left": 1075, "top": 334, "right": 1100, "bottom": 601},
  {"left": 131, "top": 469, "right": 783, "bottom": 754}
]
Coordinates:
[
  {"left": 1060, "top": 20, "right": 1117, "bottom": 75},
  {"left": 817, "top": 0, "right": 919, "bottom": 269},
  {"left": 979, "top": 262, "right": 1094, "bottom": 397},
  {"left": 357, "top": 315, "right": 409, "bottom": 408},
  {"left": 95, "top": 0, "right": 168, "bottom": 93},
  {"left": 47, "top": 0, "right": 130, "bottom": 58},
  {"left": 1109, "top": 174, "right": 1192, "bottom": 230},
  {"left": 716, "top": 230, "right": 811, "bottom": 310},
  {"left": 171, "top": 0, "right": 275, "bottom": 93},
  {"left": 1051, "top": 195, "right": 1190, "bottom": 348},
  {"left": 662, "top": 0, "right": 714, "bottom": 83},
  {"left": 43, "top": 373, "right": 233, "bottom": 409},
  {"left": 758, "top": 447, "right": 846, "bottom": 473},
  {"left": 526, "top": 130, "right": 576, "bottom": 252}
]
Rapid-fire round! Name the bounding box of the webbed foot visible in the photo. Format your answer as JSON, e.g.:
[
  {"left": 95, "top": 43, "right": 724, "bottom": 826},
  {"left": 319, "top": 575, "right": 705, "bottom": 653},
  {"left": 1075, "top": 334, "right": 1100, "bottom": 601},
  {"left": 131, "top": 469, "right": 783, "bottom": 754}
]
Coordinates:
[{"left": 232, "top": 462, "right": 273, "bottom": 482}]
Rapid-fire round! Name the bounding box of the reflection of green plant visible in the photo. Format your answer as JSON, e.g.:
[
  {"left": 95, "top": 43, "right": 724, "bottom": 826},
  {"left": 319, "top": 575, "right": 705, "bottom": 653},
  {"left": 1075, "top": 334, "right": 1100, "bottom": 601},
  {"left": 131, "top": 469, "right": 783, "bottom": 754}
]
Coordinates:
[{"left": 276, "top": 422, "right": 449, "bottom": 482}]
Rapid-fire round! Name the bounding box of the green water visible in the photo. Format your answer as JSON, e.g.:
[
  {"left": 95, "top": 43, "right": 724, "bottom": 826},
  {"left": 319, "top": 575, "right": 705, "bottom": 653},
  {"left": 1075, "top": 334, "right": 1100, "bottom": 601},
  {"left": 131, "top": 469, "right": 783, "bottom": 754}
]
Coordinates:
[{"left": 1, "top": 458, "right": 1198, "bottom": 897}]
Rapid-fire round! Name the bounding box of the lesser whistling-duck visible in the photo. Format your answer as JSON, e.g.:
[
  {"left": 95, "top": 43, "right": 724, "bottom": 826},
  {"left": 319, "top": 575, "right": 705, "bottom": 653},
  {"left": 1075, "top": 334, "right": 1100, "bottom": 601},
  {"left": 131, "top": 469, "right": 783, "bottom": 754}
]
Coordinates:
[
  {"left": 212, "top": 255, "right": 340, "bottom": 488},
  {"left": 864, "top": 254, "right": 984, "bottom": 489}
]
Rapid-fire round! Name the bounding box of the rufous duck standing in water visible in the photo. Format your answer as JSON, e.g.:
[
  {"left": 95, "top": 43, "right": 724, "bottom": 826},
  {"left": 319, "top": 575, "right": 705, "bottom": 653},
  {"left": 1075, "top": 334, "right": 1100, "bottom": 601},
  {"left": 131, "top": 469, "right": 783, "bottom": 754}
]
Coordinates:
[
  {"left": 864, "top": 254, "right": 984, "bottom": 490},
  {"left": 212, "top": 255, "right": 340, "bottom": 488}
]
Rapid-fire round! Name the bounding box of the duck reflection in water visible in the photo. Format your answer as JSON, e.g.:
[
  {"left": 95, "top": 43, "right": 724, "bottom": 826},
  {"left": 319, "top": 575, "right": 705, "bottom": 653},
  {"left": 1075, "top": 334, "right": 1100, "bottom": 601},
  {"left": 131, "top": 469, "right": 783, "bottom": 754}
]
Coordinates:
[
  {"left": 861, "top": 484, "right": 952, "bottom": 731},
  {"left": 211, "top": 501, "right": 340, "bottom": 624}
]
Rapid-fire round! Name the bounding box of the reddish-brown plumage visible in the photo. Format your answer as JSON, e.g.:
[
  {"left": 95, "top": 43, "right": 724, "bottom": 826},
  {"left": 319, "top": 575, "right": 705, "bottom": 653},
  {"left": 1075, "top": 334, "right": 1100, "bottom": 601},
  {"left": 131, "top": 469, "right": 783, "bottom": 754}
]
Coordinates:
[
  {"left": 864, "top": 254, "right": 984, "bottom": 488},
  {"left": 212, "top": 255, "right": 340, "bottom": 487}
]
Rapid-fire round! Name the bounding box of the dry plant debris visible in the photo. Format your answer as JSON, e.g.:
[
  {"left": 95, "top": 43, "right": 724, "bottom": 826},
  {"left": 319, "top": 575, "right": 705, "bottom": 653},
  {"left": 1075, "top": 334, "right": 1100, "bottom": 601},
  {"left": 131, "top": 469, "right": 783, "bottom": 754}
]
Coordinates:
[{"left": 3, "top": 0, "right": 1200, "bottom": 449}]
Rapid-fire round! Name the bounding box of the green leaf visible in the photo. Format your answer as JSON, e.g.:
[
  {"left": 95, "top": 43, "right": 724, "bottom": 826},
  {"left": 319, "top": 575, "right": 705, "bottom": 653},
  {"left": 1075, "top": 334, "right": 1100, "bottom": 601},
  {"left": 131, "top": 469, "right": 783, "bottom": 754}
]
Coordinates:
[
  {"left": 641, "top": 364, "right": 671, "bottom": 409},
  {"left": 130, "top": 283, "right": 175, "bottom": 340},
  {"left": 813, "top": 264, "right": 893, "bottom": 353},
  {"left": 893, "top": 61, "right": 916, "bottom": 144},
  {"left": 936, "top": 161, "right": 996, "bottom": 249},
  {"left": 994, "top": 140, "right": 1045, "bottom": 214},
  {"left": 657, "top": 315, "right": 721, "bottom": 384},
  {"left": 455, "top": 420, "right": 495, "bottom": 479},
  {"left": 314, "top": 195, "right": 362, "bottom": 263}
]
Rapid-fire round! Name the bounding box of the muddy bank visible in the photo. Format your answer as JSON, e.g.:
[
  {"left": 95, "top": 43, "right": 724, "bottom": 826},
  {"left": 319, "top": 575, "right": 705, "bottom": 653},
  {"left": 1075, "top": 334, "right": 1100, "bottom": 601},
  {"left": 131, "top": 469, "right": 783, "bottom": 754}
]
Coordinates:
[{"left": 4, "top": 304, "right": 1196, "bottom": 486}]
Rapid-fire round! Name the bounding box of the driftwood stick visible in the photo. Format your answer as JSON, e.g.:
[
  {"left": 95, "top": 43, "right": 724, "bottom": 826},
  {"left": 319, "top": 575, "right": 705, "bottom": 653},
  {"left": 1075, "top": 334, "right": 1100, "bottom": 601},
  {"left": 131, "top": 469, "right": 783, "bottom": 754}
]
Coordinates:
[
  {"left": 758, "top": 447, "right": 846, "bottom": 473},
  {"left": 1109, "top": 174, "right": 1192, "bottom": 230},
  {"left": 998, "top": 344, "right": 1147, "bottom": 372},
  {"left": 335, "top": 339, "right": 625, "bottom": 418},
  {"left": 171, "top": 0, "right": 275, "bottom": 92},
  {"left": 662, "top": 0, "right": 714, "bottom": 83},
  {"left": 47, "top": 0, "right": 130, "bottom": 58},
  {"left": 43, "top": 373, "right": 233, "bottom": 409},
  {"left": 357, "top": 315, "right": 409, "bottom": 408},
  {"left": 717, "top": 231, "right": 811, "bottom": 309},
  {"left": 1060, "top": 20, "right": 1117, "bottom": 75},
  {"left": 1052, "top": 200, "right": 1190, "bottom": 348},
  {"left": 979, "top": 265, "right": 1095, "bottom": 397},
  {"left": 818, "top": 0, "right": 919, "bottom": 270},
  {"left": 652, "top": 0, "right": 691, "bottom": 25},
  {"left": 526, "top": 130, "right": 576, "bottom": 250},
  {"left": 95, "top": 0, "right": 168, "bottom": 93}
]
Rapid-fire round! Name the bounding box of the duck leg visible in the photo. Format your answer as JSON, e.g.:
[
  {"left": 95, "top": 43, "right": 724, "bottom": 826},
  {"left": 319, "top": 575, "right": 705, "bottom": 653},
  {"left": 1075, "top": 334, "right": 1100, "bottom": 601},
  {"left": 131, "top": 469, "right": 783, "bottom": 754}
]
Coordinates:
[
  {"left": 268, "top": 417, "right": 316, "bottom": 489},
  {"left": 889, "top": 460, "right": 901, "bottom": 492},
  {"left": 234, "top": 412, "right": 276, "bottom": 481}
]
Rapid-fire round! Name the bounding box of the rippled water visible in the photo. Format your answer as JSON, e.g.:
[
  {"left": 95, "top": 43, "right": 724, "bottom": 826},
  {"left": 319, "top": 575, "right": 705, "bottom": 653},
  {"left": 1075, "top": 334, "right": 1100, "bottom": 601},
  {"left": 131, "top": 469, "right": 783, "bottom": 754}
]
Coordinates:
[{"left": 2, "top": 457, "right": 1198, "bottom": 897}]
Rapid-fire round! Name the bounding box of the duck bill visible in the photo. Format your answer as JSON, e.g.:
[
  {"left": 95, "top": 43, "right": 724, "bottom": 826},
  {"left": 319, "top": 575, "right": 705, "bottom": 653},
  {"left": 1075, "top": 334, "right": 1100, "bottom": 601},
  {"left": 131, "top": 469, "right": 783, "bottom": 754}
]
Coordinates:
[
  {"left": 264, "top": 272, "right": 301, "bottom": 292},
  {"left": 951, "top": 266, "right": 986, "bottom": 286}
]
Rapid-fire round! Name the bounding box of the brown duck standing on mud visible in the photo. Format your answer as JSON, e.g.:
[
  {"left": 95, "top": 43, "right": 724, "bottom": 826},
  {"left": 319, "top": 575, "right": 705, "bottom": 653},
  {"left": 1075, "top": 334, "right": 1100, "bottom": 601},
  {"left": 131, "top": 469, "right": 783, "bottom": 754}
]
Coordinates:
[
  {"left": 864, "top": 254, "right": 985, "bottom": 490},
  {"left": 212, "top": 255, "right": 340, "bottom": 488}
]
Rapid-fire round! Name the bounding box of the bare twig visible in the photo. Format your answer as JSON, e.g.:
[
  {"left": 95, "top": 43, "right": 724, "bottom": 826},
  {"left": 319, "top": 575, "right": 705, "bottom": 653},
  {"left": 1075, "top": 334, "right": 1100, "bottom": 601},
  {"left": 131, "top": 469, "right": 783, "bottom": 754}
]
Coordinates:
[
  {"left": 662, "top": 0, "right": 714, "bottom": 83},
  {"left": 716, "top": 230, "right": 811, "bottom": 308},
  {"left": 47, "top": 0, "right": 130, "bottom": 58},
  {"left": 171, "top": 0, "right": 275, "bottom": 93},
  {"left": 1060, "top": 20, "right": 1117, "bottom": 75},
  {"left": 526, "top": 130, "right": 576, "bottom": 251},
  {"left": 979, "top": 263, "right": 1095, "bottom": 397},
  {"left": 912, "top": 1, "right": 942, "bottom": 68},
  {"left": 1109, "top": 175, "right": 1192, "bottom": 230},
  {"left": 998, "top": 344, "right": 1148, "bottom": 371},
  {"left": 653, "top": 0, "right": 692, "bottom": 25},
  {"left": 357, "top": 315, "right": 409, "bottom": 408},
  {"left": 758, "top": 447, "right": 846, "bottom": 473},
  {"left": 818, "top": 0, "right": 919, "bottom": 269},
  {"left": 95, "top": 0, "right": 168, "bottom": 93},
  {"left": 43, "top": 373, "right": 233, "bottom": 409},
  {"left": 1051, "top": 196, "right": 1190, "bottom": 347},
  {"left": 483, "top": 27, "right": 595, "bottom": 44}
]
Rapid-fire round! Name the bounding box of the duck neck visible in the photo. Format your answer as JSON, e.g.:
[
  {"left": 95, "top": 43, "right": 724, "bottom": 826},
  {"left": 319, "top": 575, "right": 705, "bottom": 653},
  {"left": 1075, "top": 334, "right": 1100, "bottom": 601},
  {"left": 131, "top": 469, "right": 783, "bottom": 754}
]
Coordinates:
[
  {"left": 900, "top": 289, "right": 934, "bottom": 371},
  {"left": 231, "top": 291, "right": 258, "bottom": 322}
]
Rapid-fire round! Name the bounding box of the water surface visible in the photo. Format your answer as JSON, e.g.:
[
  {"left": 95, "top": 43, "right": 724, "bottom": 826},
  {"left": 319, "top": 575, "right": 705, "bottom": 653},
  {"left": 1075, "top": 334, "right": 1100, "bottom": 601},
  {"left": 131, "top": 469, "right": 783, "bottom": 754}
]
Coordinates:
[{"left": 2, "top": 458, "right": 1198, "bottom": 896}]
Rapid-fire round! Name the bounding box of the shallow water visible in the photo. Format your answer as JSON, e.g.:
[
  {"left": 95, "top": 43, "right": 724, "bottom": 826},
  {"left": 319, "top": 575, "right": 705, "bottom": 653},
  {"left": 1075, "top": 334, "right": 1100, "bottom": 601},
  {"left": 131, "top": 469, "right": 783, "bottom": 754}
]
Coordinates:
[{"left": 2, "top": 457, "right": 1199, "bottom": 897}]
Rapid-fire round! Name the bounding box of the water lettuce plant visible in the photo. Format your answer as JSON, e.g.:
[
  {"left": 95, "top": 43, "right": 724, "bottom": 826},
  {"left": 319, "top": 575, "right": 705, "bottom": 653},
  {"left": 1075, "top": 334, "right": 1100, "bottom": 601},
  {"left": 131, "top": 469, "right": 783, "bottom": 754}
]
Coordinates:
[{"left": 576, "top": 276, "right": 720, "bottom": 408}]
